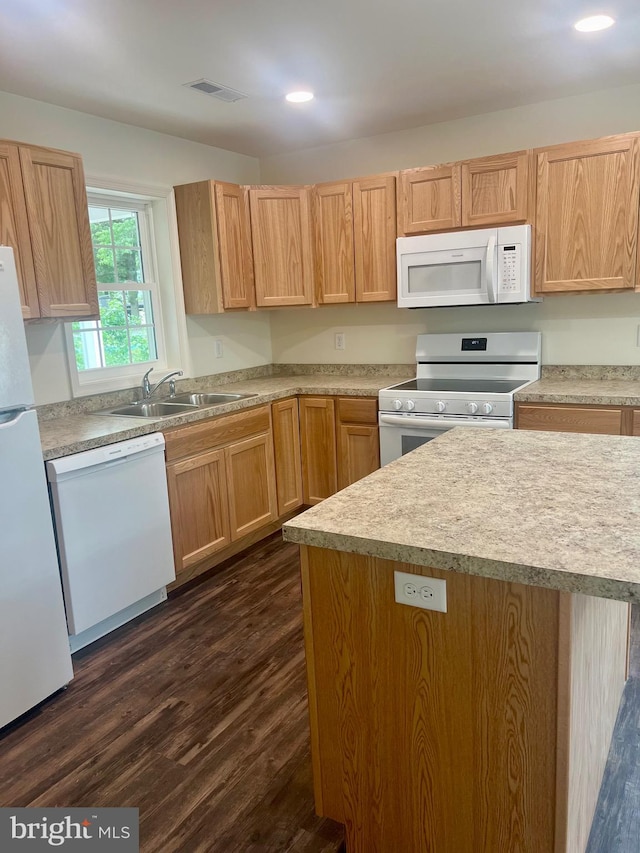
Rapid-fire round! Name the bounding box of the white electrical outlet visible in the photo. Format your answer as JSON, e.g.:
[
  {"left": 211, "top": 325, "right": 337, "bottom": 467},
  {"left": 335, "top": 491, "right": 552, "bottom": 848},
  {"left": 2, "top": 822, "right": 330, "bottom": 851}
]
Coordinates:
[
  {"left": 215, "top": 339, "right": 224, "bottom": 358},
  {"left": 335, "top": 332, "right": 345, "bottom": 351},
  {"left": 394, "top": 570, "right": 447, "bottom": 613}
]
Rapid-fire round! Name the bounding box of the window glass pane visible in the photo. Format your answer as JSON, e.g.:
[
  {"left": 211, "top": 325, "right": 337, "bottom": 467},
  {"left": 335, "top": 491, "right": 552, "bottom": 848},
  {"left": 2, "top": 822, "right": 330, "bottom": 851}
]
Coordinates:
[
  {"left": 110, "top": 210, "right": 140, "bottom": 247},
  {"left": 129, "top": 327, "right": 157, "bottom": 363},
  {"left": 99, "top": 291, "right": 127, "bottom": 327},
  {"left": 94, "top": 247, "right": 116, "bottom": 284},
  {"left": 101, "top": 328, "right": 131, "bottom": 366},
  {"left": 89, "top": 207, "right": 112, "bottom": 245},
  {"left": 115, "top": 249, "right": 143, "bottom": 283},
  {"left": 126, "top": 290, "right": 152, "bottom": 325},
  {"left": 73, "top": 330, "right": 104, "bottom": 371}
]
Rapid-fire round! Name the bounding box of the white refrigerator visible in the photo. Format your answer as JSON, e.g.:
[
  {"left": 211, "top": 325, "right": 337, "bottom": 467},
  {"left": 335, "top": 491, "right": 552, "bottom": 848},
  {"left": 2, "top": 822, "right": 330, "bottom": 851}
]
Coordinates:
[{"left": 0, "top": 246, "right": 73, "bottom": 728}]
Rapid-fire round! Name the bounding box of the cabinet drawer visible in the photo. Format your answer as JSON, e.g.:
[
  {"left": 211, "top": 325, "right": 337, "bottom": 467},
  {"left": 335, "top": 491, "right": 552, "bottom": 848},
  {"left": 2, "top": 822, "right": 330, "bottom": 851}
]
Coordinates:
[
  {"left": 516, "top": 404, "right": 623, "bottom": 435},
  {"left": 164, "top": 405, "right": 271, "bottom": 462},
  {"left": 337, "top": 396, "right": 378, "bottom": 425}
]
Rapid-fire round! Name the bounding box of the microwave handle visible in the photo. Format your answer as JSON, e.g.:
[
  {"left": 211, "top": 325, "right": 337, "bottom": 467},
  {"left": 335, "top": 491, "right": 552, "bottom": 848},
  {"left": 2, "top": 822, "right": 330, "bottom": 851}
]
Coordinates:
[{"left": 486, "top": 234, "right": 497, "bottom": 303}]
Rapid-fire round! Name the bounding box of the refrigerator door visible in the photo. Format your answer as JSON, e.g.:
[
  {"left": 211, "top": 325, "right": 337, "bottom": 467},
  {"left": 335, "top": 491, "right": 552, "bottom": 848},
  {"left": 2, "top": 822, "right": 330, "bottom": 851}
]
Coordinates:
[
  {"left": 0, "top": 408, "right": 73, "bottom": 728},
  {"left": 0, "top": 246, "right": 35, "bottom": 411}
]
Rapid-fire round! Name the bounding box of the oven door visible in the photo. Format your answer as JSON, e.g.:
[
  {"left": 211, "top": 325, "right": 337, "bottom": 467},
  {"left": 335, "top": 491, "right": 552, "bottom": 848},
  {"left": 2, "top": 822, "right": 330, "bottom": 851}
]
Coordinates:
[{"left": 379, "top": 413, "right": 510, "bottom": 466}]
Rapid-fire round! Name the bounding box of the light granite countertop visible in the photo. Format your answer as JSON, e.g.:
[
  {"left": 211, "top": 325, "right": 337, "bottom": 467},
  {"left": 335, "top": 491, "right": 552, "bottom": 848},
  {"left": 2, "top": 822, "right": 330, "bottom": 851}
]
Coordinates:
[
  {"left": 38, "top": 373, "right": 409, "bottom": 460},
  {"left": 515, "top": 377, "right": 640, "bottom": 406},
  {"left": 283, "top": 427, "right": 640, "bottom": 604}
]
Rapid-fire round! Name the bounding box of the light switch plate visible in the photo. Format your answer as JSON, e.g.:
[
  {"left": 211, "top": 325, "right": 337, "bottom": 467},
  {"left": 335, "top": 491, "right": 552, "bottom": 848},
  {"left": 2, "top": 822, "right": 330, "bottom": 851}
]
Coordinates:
[{"left": 394, "top": 570, "right": 447, "bottom": 613}]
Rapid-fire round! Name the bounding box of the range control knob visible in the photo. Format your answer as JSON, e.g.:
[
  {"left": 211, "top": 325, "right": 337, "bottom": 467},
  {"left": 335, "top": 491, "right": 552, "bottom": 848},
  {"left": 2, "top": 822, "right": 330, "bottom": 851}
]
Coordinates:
[
  {"left": 435, "top": 401, "right": 447, "bottom": 413},
  {"left": 393, "top": 399, "right": 403, "bottom": 411},
  {"left": 405, "top": 400, "right": 416, "bottom": 412},
  {"left": 466, "top": 401, "right": 479, "bottom": 414},
  {"left": 481, "top": 402, "right": 493, "bottom": 415}
]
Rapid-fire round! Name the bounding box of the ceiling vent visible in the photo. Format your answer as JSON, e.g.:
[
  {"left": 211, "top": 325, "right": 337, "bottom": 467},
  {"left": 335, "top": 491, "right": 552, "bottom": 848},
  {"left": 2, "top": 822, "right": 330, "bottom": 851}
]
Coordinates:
[{"left": 184, "top": 79, "right": 247, "bottom": 103}]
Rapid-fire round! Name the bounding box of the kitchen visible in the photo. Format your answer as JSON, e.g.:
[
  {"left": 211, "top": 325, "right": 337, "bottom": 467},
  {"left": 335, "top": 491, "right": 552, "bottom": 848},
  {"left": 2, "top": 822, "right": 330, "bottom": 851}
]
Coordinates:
[{"left": 2, "top": 1, "right": 640, "bottom": 851}]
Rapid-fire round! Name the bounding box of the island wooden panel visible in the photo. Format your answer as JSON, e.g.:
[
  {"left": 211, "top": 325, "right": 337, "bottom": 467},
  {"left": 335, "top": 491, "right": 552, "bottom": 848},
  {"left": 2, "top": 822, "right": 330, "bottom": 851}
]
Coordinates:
[
  {"left": 302, "top": 546, "right": 559, "bottom": 852},
  {"left": 516, "top": 403, "right": 624, "bottom": 435}
]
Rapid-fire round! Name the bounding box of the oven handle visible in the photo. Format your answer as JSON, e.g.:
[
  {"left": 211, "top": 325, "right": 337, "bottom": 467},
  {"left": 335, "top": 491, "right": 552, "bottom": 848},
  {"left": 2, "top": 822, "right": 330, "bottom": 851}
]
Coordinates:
[
  {"left": 486, "top": 233, "right": 497, "bottom": 303},
  {"left": 379, "top": 414, "right": 511, "bottom": 429}
]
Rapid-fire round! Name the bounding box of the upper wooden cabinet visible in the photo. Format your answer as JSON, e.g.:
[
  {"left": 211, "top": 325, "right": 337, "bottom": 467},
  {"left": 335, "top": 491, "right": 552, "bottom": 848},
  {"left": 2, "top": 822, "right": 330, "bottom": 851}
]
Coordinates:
[
  {"left": 353, "top": 174, "right": 397, "bottom": 302},
  {"left": 312, "top": 181, "right": 356, "bottom": 304},
  {"left": 313, "top": 175, "right": 397, "bottom": 304},
  {"left": 249, "top": 185, "right": 314, "bottom": 307},
  {"left": 0, "top": 140, "right": 97, "bottom": 320},
  {"left": 174, "top": 179, "right": 255, "bottom": 313},
  {"left": 398, "top": 151, "right": 530, "bottom": 235},
  {"left": 534, "top": 134, "right": 640, "bottom": 294}
]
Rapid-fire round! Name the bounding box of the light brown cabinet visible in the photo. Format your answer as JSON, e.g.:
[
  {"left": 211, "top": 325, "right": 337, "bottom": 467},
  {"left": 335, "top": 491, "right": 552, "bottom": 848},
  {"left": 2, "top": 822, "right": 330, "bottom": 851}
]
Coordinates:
[
  {"left": 534, "top": 134, "right": 640, "bottom": 294},
  {"left": 174, "top": 179, "right": 255, "bottom": 313},
  {"left": 353, "top": 174, "right": 397, "bottom": 302},
  {"left": 312, "top": 181, "right": 356, "bottom": 304},
  {"left": 164, "top": 405, "right": 278, "bottom": 577},
  {"left": 249, "top": 185, "right": 314, "bottom": 307},
  {"left": 515, "top": 402, "right": 626, "bottom": 435},
  {"left": 398, "top": 150, "right": 530, "bottom": 235},
  {"left": 272, "top": 398, "right": 303, "bottom": 515},
  {"left": 0, "top": 140, "right": 97, "bottom": 320},
  {"left": 300, "top": 396, "right": 338, "bottom": 505},
  {"left": 336, "top": 397, "right": 380, "bottom": 489}
]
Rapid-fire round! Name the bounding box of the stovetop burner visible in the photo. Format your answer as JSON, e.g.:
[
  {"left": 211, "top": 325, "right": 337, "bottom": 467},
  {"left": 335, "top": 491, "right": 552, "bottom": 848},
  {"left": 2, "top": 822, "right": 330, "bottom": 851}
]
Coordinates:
[{"left": 387, "top": 378, "right": 528, "bottom": 394}]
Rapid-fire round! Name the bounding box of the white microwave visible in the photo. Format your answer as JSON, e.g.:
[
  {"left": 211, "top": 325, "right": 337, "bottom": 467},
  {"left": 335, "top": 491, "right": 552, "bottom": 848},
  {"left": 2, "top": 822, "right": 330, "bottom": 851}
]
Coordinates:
[{"left": 397, "top": 224, "right": 538, "bottom": 309}]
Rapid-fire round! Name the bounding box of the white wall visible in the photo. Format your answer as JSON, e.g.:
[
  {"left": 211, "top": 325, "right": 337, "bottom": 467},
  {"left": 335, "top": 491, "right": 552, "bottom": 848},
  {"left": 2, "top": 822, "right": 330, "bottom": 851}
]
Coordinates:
[
  {"left": 1, "top": 90, "right": 265, "bottom": 403},
  {"left": 263, "top": 82, "right": 640, "bottom": 367}
]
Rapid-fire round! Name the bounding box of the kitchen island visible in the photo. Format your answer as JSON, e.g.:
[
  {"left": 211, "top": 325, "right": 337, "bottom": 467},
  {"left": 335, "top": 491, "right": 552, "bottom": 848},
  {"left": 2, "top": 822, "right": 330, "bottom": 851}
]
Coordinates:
[{"left": 283, "top": 428, "right": 638, "bottom": 853}]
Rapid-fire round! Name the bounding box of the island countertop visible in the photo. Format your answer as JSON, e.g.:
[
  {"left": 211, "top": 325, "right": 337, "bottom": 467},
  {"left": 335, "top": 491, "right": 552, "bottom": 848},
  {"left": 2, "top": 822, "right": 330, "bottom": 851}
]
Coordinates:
[{"left": 283, "top": 427, "right": 640, "bottom": 604}]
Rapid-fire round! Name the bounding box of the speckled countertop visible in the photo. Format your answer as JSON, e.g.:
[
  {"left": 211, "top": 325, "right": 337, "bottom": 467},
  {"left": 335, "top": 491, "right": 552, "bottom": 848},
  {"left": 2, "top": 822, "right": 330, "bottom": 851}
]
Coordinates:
[
  {"left": 38, "top": 371, "right": 411, "bottom": 461},
  {"left": 515, "top": 365, "right": 640, "bottom": 406},
  {"left": 283, "top": 427, "right": 640, "bottom": 604}
]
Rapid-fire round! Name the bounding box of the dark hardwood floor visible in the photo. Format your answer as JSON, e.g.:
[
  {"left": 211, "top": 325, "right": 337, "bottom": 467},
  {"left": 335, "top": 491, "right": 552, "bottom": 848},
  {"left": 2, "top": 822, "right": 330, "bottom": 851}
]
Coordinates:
[
  {"left": 587, "top": 605, "right": 640, "bottom": 853},
  {"left": 0, "top": 535, "right": 344, "bottom": 853},
  {"left": 2, "top": 533, "right": 639, "bottom": 852}
]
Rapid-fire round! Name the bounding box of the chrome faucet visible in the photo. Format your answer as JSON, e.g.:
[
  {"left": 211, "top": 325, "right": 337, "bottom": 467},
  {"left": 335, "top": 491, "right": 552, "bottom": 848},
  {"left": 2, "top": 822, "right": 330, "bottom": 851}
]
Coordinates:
[{"left": 141, "top": 368, "right": 183, "bottom": 399}]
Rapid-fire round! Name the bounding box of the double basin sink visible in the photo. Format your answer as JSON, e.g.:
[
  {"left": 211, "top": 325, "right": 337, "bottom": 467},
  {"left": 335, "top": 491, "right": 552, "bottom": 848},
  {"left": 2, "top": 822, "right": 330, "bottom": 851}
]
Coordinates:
[{"left": 100, "top": 391, "right": 257, "bottom": 419}]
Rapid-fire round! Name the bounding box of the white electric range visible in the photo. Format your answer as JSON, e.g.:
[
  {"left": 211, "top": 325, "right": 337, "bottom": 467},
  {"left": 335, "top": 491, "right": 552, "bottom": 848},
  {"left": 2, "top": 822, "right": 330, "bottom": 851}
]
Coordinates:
[{"left": 378, "top": 332, "right": 541, "bottom": 465}]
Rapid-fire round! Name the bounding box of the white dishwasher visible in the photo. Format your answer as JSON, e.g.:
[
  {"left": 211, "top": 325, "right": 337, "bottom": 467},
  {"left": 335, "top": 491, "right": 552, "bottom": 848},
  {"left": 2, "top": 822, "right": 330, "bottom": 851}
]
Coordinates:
[{"left": 46, "top": 432, "right": 176, "bottom": 652}]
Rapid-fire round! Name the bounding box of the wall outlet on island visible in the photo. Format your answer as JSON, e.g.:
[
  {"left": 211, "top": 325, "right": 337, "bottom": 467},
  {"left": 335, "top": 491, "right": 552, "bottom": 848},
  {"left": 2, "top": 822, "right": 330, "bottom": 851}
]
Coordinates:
[
  {"left": 394, "top": 571, "right": 447, "bottom": 613},
  {"left": 335, "top": 332, "right": 345, "bottom": 351},
  {"left": 215, "top": 339, "right": 224, "bottom": 358}
]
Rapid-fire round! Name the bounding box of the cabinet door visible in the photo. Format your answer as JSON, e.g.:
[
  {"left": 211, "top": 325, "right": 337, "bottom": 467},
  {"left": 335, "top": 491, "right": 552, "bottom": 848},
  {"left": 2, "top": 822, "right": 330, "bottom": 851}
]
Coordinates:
[
  {"left": 300, "top": 397, "right": 338, "bottom": 505},
  {"left": 214, "top": 181, "right": 255, "bottom": 309},
  {"left": 397, "top": 164, "right": 461, "bottom": 234},
  {"left": 353, "top": 175, "right": 397, "bottom": 302},
  {"left": 249, "top": 185, "right": 314, "bottom": 306},
  {"left": 225, "top": 433, "right": 278, "bottom": 541},
  {"left": 0, "top": 142, "right": 38, "bottom": 319},
  {"left": 313, "top": 181, "right": 355, "bottom": 304},
  {"left": 174, "top": 180, "right": 223, "bottom": 314},
  {"left": 516, "top": 404, "right": 623, "bottom": 435},
  {"left": 19, "top": 145, "right": 98, "bottom": 318},
  {"left": 337, "top": 425, "right": 380, "bottom": 490},
  {"left": 272, "top": 398, "right": 303, "bottom": 516},
  {"left": 535, "top": 135, "right": 640, "bottom": 294},
  {"left": 166, "top": 448, "right": 231, "bottom": 574},
  {"left": 461, "top": 151, "right": 530, "bottom": 227}
]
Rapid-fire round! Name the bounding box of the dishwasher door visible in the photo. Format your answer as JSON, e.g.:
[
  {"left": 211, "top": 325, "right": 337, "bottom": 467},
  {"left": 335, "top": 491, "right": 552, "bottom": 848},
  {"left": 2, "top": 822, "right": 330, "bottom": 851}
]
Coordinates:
[{"left": 47, "top": 433, "right": 175, "bottom": 642}]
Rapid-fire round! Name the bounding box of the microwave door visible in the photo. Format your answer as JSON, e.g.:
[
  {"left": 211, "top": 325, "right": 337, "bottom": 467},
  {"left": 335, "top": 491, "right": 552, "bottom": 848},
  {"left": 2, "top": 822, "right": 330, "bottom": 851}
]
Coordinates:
[{"left": 399, "top": 245, "right": 490, "bottom": 308}]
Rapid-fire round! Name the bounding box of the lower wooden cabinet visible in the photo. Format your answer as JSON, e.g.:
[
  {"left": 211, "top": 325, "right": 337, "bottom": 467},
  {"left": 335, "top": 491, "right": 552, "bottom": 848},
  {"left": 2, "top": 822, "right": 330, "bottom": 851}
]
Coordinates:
[
  {"left": 300, "top": 395, "right": 380, "bottom": 504},
  {"left": 164, "top": 404, "right": 278, "bottom": 578},
  {"left": 272, "top": 398, "right": 303, "bottom": 515},
  {"left": 515, "top": 403, "right": 625, "bottom": 435}
]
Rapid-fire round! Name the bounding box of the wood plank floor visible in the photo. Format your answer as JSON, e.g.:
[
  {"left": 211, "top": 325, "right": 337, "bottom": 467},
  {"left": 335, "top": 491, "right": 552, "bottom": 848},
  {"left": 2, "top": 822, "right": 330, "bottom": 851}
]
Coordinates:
[
  {"left": 0, "top": 534, "right": 344, "bottom": 853},
  {"left": 587, "top": 605, "right": 640, "bottom": 853}
]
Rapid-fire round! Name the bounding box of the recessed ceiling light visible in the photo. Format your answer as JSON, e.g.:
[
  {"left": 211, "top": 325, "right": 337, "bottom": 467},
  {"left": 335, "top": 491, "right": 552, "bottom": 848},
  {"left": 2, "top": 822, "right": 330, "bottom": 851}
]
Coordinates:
[
  {"left": 285, "top": 91, "right": 314, "bottom": 104},
  {"left": 574, "top": 14, "right": 615, "bottom": 32}
]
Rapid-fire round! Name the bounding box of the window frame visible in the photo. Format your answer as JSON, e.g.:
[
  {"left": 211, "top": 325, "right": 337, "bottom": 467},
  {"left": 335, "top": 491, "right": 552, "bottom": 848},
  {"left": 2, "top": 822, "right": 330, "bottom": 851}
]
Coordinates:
[{"left": 65, "top": 193, "right": 169, "bottom": 396}]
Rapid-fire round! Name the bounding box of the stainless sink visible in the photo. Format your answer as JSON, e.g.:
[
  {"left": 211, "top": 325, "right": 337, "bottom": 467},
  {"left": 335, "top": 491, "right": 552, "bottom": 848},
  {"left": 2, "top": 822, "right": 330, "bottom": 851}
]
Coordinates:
[
  {"left": 99, "top": 401, "right": 200, "bottom": 419},
  {"left": 168, "top": 392, "right": 258, "bottom": 406}
]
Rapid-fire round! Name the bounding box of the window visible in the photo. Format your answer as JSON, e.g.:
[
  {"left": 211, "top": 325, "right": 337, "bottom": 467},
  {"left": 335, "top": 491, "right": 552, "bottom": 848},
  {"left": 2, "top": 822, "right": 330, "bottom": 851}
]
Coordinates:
[{"left": 66, "top": 194, "right": 167, "bottom": 393}]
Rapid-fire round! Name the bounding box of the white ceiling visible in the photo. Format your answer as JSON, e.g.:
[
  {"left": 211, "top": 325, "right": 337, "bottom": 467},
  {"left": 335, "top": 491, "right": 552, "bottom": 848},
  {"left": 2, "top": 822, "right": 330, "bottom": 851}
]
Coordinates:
[{"left": 1, "top": 0, "right": 639, "bottom": 158}]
